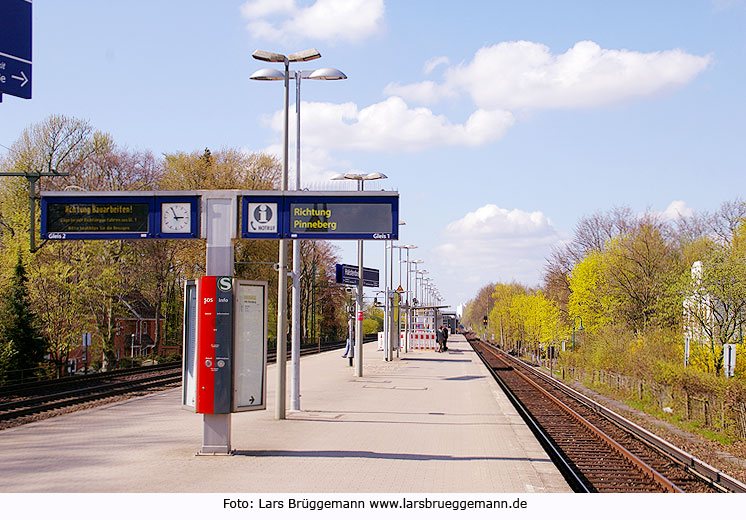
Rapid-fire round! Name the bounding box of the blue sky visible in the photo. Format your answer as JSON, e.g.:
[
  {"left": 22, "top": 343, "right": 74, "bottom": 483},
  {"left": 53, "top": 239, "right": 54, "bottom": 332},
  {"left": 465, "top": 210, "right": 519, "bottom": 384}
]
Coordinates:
[{"left": 2, "top": 1, "right": 746, "bottom": 310}]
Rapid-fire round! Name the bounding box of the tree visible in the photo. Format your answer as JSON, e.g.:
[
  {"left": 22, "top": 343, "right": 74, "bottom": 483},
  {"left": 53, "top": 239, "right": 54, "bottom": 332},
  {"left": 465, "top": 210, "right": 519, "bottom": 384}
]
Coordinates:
[
  {"left": 297, "top": 240, "right": 346, "bottom": 342},
  {"left": 30, "top": 245, "right": 88, "bottom": 377},
  {"left": 568, "top": 251, "right": 615, "bottom": 332},
  {"left": 600, "top": 216, "right": 678, "bottom": 332},
  {"left": 489, "top": 282, "right": 525, "bottom": 347},
  {"left": 1, "top": 115, "right": 153, "bottom": 372},
  {"left": 159, "top": 148, "right": 283, "bottom": 342},
  {"left": 684, "top": 247, "right": 746, "bottom": 374},
  {"left": 462, "top": 283, "right": 498, "bottom": 332},
  {"left": 0, "top": 255, "right": 48, "bottom": 380}
]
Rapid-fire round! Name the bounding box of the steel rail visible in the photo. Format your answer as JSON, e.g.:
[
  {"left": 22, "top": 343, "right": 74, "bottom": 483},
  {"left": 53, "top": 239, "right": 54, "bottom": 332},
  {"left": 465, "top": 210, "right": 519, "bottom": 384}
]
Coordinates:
[
  {"left": 498, "top": 346, "right": 746, "bottom": 493},
  {"left": 471, "top": 339, "right": 592, "bottom": 492},
  {"left": 496, "top": 348, "right": 683, "bottom": 492},
  {"left": 0, "top": 362, "right": 182, "bottom": 396},
  {"left": 0, "top": 370, "right": 180, "bottom": 412},
  {"left": 0, "top": 373, "right": 181, "bottom": 422}
]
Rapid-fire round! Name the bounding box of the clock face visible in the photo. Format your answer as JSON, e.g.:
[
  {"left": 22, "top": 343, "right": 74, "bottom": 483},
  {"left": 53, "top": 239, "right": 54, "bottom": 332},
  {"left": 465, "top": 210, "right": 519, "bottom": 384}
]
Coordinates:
[{"left": 161, "top": 202, "right": 191, "bottom": 233}]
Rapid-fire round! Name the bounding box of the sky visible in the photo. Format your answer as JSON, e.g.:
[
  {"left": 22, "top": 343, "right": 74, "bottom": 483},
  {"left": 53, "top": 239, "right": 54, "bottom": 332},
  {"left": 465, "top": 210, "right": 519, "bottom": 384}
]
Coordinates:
[{"left": 1, "top": 0, "right": 746, "bottom": 312}]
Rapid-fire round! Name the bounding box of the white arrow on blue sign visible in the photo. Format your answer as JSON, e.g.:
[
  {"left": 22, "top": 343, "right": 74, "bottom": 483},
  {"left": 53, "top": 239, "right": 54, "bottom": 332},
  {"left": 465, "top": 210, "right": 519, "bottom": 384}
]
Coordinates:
[{"left": 0, "top": 0, "right": 32, "bottom": 100}]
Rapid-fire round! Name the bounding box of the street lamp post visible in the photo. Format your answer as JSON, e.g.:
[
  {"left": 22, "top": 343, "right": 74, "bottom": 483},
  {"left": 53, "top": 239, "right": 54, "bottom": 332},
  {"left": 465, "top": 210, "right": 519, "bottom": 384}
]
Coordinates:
[
  {"left": 331, "top": 171, "right": 387, "bottom": 377},
  {"left": 252, "top": 63, "right": 346, "bottom": 412},
  {"left": 408, "top": 259, "right": 424, "bottom": 341},
  {"left": 250, "top": 47, "right": 322, "bottom": 420},
  {"left": 382, "top": 226, "right": 406, "bottom": 362},
  {"left": 572, "top": 316, "right": 584, "bottom": 352},
  {"left": 392, "top": 244, "right": 415, "bottom": 353}
]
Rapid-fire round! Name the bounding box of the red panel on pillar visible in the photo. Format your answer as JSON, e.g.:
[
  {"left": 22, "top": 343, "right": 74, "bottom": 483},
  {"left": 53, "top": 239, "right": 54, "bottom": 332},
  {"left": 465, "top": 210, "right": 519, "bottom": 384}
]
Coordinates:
[{"left": 196, "top": 276, "right": 216, "bottom": 414}]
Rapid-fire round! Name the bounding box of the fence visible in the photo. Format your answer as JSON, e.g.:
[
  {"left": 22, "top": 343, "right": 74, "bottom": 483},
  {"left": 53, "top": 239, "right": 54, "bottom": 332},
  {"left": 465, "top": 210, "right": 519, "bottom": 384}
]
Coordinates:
[{"left": 559, "top": 365, "right": 746, "bottom": 440}]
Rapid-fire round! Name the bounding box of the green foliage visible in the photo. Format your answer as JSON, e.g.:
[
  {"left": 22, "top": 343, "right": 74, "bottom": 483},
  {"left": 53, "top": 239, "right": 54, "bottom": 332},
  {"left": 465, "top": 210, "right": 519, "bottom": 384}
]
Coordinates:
[
  {"left": 0, "top": 115, "right": 355, "bottom": 379},
  {"left": 568, "top": 251, "right": 614, "bottom": 332},
  {"left": 0, "top": 341, "right": 19, "bottom": 383},
  {"left": 0, "top": 255, "right": 48, "bottom": 378},
  {"left": 156, "top": 352, "right": 182, "bottom": 364},
  {"left": 362, "top": 318, "right": 380, "bottom": 335},
  {"left": 466, "top": 201, "right": 746, "bottom": 439}
]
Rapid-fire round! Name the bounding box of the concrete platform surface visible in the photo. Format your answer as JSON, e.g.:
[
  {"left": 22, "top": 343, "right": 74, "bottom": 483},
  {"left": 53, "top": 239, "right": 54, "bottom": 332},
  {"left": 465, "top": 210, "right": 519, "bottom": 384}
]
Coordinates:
[{"left": 0, "top": 334, "right": 570, "bottom": 493}]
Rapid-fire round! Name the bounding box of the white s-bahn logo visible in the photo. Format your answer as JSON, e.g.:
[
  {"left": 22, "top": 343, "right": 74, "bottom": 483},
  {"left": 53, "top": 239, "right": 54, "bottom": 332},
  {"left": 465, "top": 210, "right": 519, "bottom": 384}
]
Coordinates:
[{"left": 218, "top": 277, "right": 232, "bottom": 292}]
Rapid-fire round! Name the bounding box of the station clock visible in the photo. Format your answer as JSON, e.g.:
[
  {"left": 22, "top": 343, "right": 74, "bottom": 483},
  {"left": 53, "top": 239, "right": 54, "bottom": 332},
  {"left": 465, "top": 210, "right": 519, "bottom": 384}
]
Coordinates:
[{"left": 160, "top": 201, "right": 192, "bottom": 233}]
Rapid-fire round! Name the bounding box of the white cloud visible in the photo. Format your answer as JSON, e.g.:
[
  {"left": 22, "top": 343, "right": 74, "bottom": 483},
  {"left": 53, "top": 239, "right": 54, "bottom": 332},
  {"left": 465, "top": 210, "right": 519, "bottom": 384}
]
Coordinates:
[
  {"left": 266, "top": 98, "right": 515, "bottom": 153},
  {"left": 434, "top": 204, "right": 564, "bottom": 287},
  {"left": 424, "top": 56, "right": 450, "bottom": 74},
  {"left": 240, "top": 0, "right": 385, "bottom": 44},
  {"left": 240, "top": 0, "right": 294, "bottom": 18},
  {"left": 387, "top": 40, "right": 712, "bottom": 110},
  {"left": 649, "top": 200, "right": 695, "bottom": 221},
  {"left": 383, "top": 80, "right": 450, "bottom": 106}
]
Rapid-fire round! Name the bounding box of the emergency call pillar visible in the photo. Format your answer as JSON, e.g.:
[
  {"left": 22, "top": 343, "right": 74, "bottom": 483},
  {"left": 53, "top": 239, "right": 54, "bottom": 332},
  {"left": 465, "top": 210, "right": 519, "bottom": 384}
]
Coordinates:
[{"left": 195, "top": 276, "right": 233, "bottom": 415}]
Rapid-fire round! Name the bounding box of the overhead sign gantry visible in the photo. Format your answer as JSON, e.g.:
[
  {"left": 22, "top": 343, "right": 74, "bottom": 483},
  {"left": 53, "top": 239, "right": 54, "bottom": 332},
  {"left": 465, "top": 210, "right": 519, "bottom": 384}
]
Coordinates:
[{"left": 41, "top": 190, "right": 399, "bottom": 241}]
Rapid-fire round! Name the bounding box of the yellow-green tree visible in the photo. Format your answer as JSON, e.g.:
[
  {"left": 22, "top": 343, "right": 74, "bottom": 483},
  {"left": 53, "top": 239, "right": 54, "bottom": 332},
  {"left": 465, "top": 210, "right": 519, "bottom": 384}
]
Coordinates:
[
  {"left": 489, "top": 282, "right": 525, "bottom": 347},
  {"left": 567, "top": 251, "right": 614, "bottom": 332}
]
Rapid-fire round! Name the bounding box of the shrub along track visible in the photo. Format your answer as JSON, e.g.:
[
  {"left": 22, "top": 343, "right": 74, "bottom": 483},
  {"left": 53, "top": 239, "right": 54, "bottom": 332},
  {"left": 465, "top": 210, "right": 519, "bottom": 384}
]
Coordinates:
[{"left": 466, "top": 333, "right": 746, "bottom": 493}]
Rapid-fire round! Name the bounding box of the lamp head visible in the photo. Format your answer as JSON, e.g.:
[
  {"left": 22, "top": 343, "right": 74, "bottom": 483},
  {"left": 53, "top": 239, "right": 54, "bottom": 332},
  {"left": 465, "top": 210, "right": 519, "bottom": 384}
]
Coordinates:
[
  {"left": 309, "top": 67, "right": 347, "bottom": 80},
  {"left": 252, "top": 49, "right": 286, "bottom": 62},
  {"left": 288, "top": 48, "right": 322, "bottom": 62},
  {"left": 249, "top": 68, "right": 285, "bottom": 81}
]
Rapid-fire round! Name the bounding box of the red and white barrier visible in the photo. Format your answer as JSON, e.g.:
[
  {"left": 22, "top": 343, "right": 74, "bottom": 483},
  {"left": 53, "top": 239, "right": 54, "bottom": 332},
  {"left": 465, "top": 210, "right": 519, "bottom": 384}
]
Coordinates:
[{"left": 378, "top": 331, "right": 440, "bottom": 350}]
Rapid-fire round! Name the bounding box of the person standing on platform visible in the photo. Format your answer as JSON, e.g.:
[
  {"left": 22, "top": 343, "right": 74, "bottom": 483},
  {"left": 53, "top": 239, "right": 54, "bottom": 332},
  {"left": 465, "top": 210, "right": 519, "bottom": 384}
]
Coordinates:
[
  {"left": 436, "top": 326, "right": 444, "bottom": 352},
  {"left": 442, "top": 325, "right": 449, "bottom": 352}
]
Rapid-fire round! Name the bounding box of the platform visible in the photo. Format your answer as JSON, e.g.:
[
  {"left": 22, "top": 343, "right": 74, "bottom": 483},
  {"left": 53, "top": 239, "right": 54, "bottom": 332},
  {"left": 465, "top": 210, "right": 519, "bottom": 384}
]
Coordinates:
[{"left": 0, "top": 334, "right": 570, "bottom": 493}]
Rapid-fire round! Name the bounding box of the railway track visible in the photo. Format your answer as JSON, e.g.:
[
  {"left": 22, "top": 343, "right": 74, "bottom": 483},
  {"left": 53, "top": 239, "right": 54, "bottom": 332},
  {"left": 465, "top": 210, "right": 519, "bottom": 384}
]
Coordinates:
[
  {"left": 466, "top": 333, "right": 746, "bottom": 493},
  {"left": 0, "top": 336, "right": 370, "bottom": 428},
  {"left": 0, "top": 367, "right": 182, "bottom": 424}
]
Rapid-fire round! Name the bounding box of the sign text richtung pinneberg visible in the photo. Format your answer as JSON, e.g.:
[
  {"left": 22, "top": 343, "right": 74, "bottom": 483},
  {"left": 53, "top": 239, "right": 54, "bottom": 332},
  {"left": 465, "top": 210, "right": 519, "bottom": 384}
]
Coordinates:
[{"left": 290, "top": 203, "right": 392, "bottom": 235}]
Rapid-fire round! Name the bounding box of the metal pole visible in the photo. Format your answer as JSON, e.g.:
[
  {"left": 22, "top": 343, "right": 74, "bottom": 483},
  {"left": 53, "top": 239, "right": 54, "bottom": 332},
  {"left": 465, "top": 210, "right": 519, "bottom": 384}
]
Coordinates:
[
  {"left": 355, "top": 180, "right": 364, "bottom": 376},
  {"left": 389, "top": 241, "right": 395, "bottom": 361},
  {"left": 404, "top": 250, "right": 410, "bottom": 353},
  {"left": 397, "top": 247, "right": 403, "bottom": 355},
  {"left": 275, "top": 57, "right": 290, "bottom": 419},
  {"left": 290, "top": 71, "right": 302, "bottom": 411},
  {"left": 28, "top": 175, "right": 37, "bottom": 253},
  {"left": 383, "top": 241, "right": 389, "bottom": 360},
  {"left": 572, "top": 325, "right": 576, "bottom": 352}
]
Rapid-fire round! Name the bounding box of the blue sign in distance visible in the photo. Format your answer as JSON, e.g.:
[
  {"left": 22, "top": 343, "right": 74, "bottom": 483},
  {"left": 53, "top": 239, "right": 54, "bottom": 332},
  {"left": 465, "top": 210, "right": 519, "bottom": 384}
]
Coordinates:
[
  {"left": 0, "top": 0, "right": 32, "bottom": 100},
  {"left": 335, "top": 264, "right": 380, "bottom": 288}
]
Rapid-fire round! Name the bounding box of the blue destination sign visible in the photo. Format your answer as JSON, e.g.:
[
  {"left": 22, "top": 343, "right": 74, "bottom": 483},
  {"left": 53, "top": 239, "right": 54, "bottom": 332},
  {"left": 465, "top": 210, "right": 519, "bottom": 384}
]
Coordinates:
[
  {"left": 241, "top": 191, "right": 399, "bottom": 240},
  {"left": 0, "top": 0, "right": 32, "bottom": 100},
  {"left": 335, "top": 264, "right": 379, "bottom": 288},
  {"left": 41, "top": 193, "right": 201, "bottom": 240}
]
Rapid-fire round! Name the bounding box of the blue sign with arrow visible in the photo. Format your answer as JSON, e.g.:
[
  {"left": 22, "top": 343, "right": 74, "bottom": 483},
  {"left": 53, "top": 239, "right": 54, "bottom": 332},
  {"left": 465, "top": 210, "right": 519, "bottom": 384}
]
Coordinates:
[{"left": 0, "top": 0, "right": 32, "bottom": 100}]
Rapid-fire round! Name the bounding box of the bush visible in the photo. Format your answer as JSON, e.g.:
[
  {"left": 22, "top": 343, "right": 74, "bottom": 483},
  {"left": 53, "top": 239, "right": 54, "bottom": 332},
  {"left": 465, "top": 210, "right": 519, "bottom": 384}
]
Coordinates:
[
  {"left": 156, "top": 352, "right": 182, "bottom": 364},
  {"left": 117, "top": 356, "right": 141, "bottom": 369},
  {"left": 362, "top": 318, "right": 380, "bottom": 335}
]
